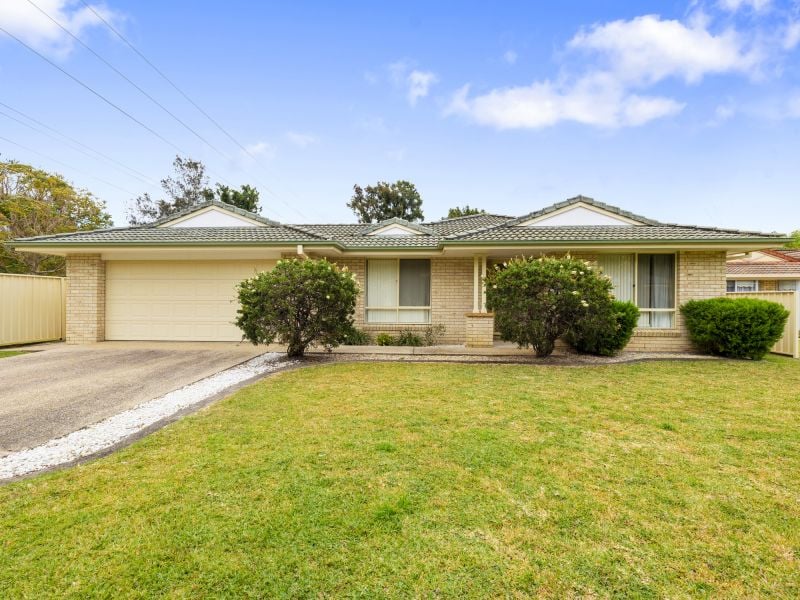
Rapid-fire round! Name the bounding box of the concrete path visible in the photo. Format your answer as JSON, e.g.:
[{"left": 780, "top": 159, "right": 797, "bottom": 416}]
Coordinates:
[{"left": 0, "top": 342, "right": 265, "bottom": 457}]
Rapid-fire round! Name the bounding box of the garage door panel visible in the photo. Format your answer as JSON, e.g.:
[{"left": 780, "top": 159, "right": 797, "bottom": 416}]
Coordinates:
[{"left": 105, "top": 260, "right": 274, "bottom": 341}]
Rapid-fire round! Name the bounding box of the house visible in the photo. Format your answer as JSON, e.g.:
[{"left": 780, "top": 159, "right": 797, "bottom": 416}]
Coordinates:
[
  {"left": 8, "top": 195, "right": 789, "bottom": 351},
  {"left": 727, "top": 249, "right": 800, "bottom": 333}
]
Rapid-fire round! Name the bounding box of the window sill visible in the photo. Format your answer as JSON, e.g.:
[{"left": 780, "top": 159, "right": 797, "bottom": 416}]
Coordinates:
[{"left": 632, "top": 328, "right": 681, "bottom": 337}]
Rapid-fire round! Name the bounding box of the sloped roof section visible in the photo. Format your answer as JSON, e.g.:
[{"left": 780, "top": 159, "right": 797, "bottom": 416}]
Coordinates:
[
  {"left": 361, "top": 218, "right": 435, "bottom": 236},
  {"left": 505, "top": 195, "right": 661, "bottom": 227},
  {"left": 727, "top": 262, "right": 800, "bottom": 276},
  {"left": 150, "top": 200, "right": 280, "bottom": 227}
]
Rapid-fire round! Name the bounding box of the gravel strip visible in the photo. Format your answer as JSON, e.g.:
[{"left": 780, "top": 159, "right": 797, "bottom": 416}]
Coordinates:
[{"left": 0, "top": 353, "right": 295, "bottom": 481}]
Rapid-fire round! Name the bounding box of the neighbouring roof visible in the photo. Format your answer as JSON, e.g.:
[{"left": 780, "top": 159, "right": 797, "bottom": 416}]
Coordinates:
[
  {"left": 9, "top": 196, "right": 790, "bottom": 250},
  {"left": 727, "top": 248, "right": 800, "bottom": 277}
]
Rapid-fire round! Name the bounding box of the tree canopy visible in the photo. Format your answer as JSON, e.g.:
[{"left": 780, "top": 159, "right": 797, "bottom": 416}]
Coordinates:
[
  {"left": 447, "top": 205, "right": 485, "bottom": 218},
  {"left": 0, "top": 160, "right": 112, "bottom": 275},
  {"left": 786, "top": 230, "right": 800, "bottom": 249},
  {"left": 127, "top": 155, "right": 261, "bottom": 224},
  {"left": 347, "top": 180, "right": 424, "bottom": 223}
]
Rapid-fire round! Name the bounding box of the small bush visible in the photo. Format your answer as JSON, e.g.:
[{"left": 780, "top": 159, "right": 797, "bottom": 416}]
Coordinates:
[
  {"left": 566, "top": 300, "right": 639, "bottom": 356},
  {"left": 235, "top": 258, "right": 358, "bottom": 357},
  {"left": 342, "top": 326, "right": 372, "bottom": 345},
  {"left": 423, "top": 324, "right": 446, "bottom": 346},
  {"left": 681, "top": 297, "right": 789, "bottom": 360},
  {"left": 485, "top": 255, "right": 614, "bottom": 357},
  {"left": 375, "top": 333, "right": 396, "bottom": 346},
  {"left": 396, "top": 329, "right": 424, "bottom": 346}
]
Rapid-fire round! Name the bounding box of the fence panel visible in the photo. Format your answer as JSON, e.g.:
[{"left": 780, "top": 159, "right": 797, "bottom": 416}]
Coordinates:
[
  {"left": 726, "top": 291, "right": 798, "bottom": 358},
  {"left": 0, "top": 273, "right": 66, "bottom": 347}
]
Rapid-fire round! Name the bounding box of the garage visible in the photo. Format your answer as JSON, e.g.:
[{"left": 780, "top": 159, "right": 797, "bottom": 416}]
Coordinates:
[{"left": 105, "top": 260, "right": 275, "bottom": 341}]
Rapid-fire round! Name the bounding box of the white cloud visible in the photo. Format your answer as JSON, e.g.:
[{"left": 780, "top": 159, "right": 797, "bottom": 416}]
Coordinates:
[
  {"left": 388, "top": 61, "right": 438, "bottom": 106},
  {"left": 784, "top": 21, "right": 800, "bottom": 50},
  {"left": 718, "top": 0, "right": 772, "bottom": 12},
  {"left": 407, "top": 70, "right": 438, "bottom": 105},
  {"left": 503, "top": 50, "right": 518, "bottom": 65},
  {"left": 0, "top": 0, "right": 117, "bottom": 58},
  {"left": 787, "top": 94, "right": 800, "bottom": 118},
  {"left": 446, "top": 74, "right": 684, "bottom": 130},
  {"left": 285, "top": 131, "right": 318, "bottom": 147},
  {"left": 568, "top": 14, "right": 763, "bottom": 84},
  {"left": 244, "top": 141, "right": 276, "bottom": 160}
]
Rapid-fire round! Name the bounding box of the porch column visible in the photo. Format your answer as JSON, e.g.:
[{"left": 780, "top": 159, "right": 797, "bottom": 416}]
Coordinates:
[
  {"left": 466, "top": 255, "right": 493, "bottom": 347},
  {"left": 65, "top": 254, "right": 105, "bottom": 344}
]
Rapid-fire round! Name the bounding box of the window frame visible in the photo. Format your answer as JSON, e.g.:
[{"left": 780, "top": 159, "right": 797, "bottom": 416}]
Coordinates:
[
  {"left": 365, "top": 258, "right": 431, "bottom": 324},
  {"left": 728, "top": 279, "right": 759, "bottom": 292},
  {"left": 599, "top": 252, "right": 678, "bottom": 329}
]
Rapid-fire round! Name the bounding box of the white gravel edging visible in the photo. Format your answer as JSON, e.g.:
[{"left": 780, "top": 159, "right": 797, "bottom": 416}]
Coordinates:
[{"left": 0, "top": 352, "right": 294, "bottom": 481}]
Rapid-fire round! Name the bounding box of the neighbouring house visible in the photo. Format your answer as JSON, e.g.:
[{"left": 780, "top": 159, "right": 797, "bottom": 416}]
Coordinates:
[
  {"left": 7, "top": 195, "right": 789, "bottom": 351},
  {"left": 727, "top": 249, "right": 800, "bottom": 333}
]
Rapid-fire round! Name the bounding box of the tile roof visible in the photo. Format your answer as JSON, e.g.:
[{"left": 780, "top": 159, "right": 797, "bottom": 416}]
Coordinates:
[
  {"left": 727, "top": 262, "right": 800, "bottom": 276},
  {"left": 9, "top": 197, "right": 789, "bottom": 249},
  {"left": 504, "top": 195, "right": 661, "bottom": 226}
]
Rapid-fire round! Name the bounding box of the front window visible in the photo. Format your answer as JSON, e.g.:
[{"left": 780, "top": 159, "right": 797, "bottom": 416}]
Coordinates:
[
  {"left": 597, "top": 253, "right": 676, "bottom": 328},
  {"left": 729, "top": 280, "right": 758, "bottom": 292},
  {"left": 366, "top": 259, "right": 431, "bottom": 323}
]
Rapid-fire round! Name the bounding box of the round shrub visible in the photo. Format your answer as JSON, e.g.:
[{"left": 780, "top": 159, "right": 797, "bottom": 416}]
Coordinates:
[
  {"left": 235, "top": 258, "right": 358, "bottom": 357},
  {"left": 485, "top": 255, "right": 614, "bottom": 357},
  {"left": 566, "top": 300, "right": 639, "bottom": 356},
  {"left": 681, "top": 297, "right": 789, "bottom": 360}
]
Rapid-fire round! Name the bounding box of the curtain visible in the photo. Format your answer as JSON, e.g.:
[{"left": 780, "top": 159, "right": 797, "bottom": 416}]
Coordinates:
[
  {"left": 637, "top": 254, "right": 675, "bottom": 328},
  {"left": 399, "top": 260, "right": 430, "bottom": 306},
  {"left": 597, "top": 254, "right": 634, "bottom": 302}
]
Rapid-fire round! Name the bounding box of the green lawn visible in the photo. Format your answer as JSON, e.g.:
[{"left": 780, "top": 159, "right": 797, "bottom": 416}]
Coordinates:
[
  {"left": 2, "top": 359, "right": 799, "bottom": 598},
  {"left": 0, "top": 350, "right": 23, "bottom": 359}
]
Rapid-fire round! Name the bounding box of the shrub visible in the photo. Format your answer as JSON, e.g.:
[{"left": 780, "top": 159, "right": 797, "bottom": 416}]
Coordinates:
[
  {"left": 375, "top": 333, "right": 395, "bottom": 346},
  {"left": 566, "top": 300, "right": 639, "bottom": 356},
  {"left": 485, "top": 256, "right": 614, "bottom": 357},
  {"left": 235, "top": 258, "right": 358, "bottom": 357},
  {"left": 396, "top": 329, "right": 424, "bottom": 346},
  {"left": 681, "top": 297, "right": 789, "bottom": 360},
  {"left": 423, "top": 324, "right": 446, "bottom": 346},
  {"left": 342, "top": 326, "right": 372, "bottom": 346}
]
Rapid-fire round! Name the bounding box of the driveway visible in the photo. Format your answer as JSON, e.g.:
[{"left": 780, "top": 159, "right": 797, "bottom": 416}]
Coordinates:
[{"left": 0, "top": 342, "right": 267, "bottom": 457}]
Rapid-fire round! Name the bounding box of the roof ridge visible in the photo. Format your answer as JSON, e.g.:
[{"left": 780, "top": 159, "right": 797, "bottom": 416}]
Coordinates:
[
  {"left": 502, "top": 195, "right": 662, "bottom": 227},
  {"left": 426, "top": 212, "right": 512, "bottom": 224},
  {"left": 143, "top": 199, "right": 280, "bottom": 228}
]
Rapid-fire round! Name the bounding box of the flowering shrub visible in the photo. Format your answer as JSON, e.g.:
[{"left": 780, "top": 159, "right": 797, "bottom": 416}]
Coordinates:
[
  {"left": 236, "top": 258, "right": 359, "bottom": 357},
  {"left": 566, "top": 300, "right": 639, "bottom": 356},
  {"left": 485, "top": 256, "right": 614, "bottom": 357}
]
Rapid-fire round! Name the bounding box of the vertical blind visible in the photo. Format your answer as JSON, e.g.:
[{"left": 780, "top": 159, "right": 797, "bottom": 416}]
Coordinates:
[
  {"left": 637, "top": 254, "right": 675, "bottom": 328},
  {"left": 596, "top": 254, "right": 634, "bottom": 302},
  {"left": 598, "top": 253, "right": 676, "bottom": 328},
  {"left": 366, "top": 259, "right": 431, "bottom": 323}
]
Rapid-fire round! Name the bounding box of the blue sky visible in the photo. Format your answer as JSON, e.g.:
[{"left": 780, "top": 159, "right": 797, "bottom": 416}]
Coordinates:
[{"left": 0, "top": 0, "right": 798, "bottom": 231}]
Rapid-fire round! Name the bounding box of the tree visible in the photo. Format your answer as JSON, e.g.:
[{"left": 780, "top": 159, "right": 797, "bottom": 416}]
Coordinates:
[
  {"left": 447, "top": 205, "right": 485, "bottom": 218},
  {"left": 212, "top": 183, "right": 260, "bottom": 213},
  {"left": 786, "top": 230, "right": 800, "bottom": 249},
  {"left": 347, "top": 180, "right": 424, "bottom": 223},
  {"left": 0, "top": 160, "right": 112, "bottom": 275},
  {"left": 484, "top": 256, "right": 614, "bottom": 357},
  {"left": 235, "top": 258, "right": 359, "bottom": 357},
  {"left": 127, "top": 155, "right": 261, "bottom": 224}
]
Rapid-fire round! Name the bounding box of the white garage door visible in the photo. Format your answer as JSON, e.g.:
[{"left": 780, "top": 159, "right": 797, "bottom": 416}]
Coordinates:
[{"left": 106, "top": 260, "right": 275, "bottom": 341}]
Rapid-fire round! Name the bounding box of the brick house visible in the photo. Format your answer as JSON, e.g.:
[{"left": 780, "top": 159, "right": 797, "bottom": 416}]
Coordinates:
[{"left": 9, "top": 196, "right": 789, "bottom": 351}]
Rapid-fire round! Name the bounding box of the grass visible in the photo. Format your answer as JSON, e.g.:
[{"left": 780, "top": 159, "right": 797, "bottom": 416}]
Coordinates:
[
  {"left": 2, "top": 358, "right": 800, "bottom": 598},
  {"left": 0, "top": 350, "right": 23, "bottom": 359}
]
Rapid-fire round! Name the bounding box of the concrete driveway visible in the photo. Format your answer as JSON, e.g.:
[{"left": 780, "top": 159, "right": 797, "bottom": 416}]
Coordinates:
[{"left": 0, "top": 342, "right": 267, "bottom": 457}]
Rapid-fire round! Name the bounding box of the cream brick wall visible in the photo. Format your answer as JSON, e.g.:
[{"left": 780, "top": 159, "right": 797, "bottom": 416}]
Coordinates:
[
  {"left": 65, "top": 254, "right": 105, "bottom": 344},
  {"left": 333, "top": 257, "right": 473, "bottom": 344},
  {"left": 465, "top": 313, "right": 495, "bottom": 347}
]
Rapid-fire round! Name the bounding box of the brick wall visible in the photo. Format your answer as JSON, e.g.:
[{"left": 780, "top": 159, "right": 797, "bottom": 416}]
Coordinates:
[
  {"left": 465, "top": 313, "right": 495, "bottom": 347},
  {"left": 759, "top": 279, "right": 778, "bottom": 291},
  {"left": 65, "top": 254, "right": 105, "bottom": 344},
  {"left": 333, "top": 257, "right": 473, "bottom": 344}
]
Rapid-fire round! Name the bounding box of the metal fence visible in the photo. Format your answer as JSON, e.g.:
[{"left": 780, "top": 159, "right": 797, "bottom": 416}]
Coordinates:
[
  {"left": 726, "top": 291, "right": 798, "bottom": 358},
  {"left": 0, "top": 273, "right": 66, "bottom": 347}
]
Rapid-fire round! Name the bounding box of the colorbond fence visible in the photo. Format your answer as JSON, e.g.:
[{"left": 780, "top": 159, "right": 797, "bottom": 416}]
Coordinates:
[
  {"left": 726, "top": 290, "right": 798, "bottom": 358},
  {"left": 0, "top": 273, "right": 66, "bottom": 347}
]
